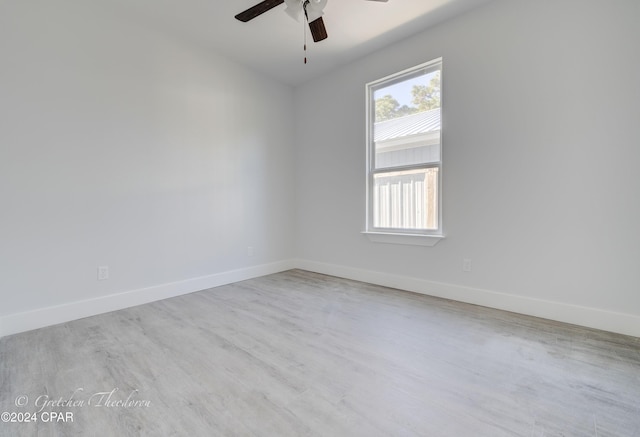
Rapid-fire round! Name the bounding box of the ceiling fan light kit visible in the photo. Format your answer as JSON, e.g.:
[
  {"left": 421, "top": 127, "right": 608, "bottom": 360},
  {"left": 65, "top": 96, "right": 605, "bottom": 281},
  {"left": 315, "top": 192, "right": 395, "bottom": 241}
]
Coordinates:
[{"left": 284, "top": 0, "right": 327, "bottom": 23}]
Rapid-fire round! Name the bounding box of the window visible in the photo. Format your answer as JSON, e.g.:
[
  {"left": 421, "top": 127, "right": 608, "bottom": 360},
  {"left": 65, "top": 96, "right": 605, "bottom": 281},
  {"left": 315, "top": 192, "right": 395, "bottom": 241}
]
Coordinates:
[{"left": 365, "top": 58, "right": 443, "bottom": 245}]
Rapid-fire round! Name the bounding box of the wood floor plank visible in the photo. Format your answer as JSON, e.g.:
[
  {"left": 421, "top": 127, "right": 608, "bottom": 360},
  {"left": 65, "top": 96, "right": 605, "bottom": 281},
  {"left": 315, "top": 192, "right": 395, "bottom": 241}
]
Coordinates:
[{"left": 1, "top": 269, "right": 639, "bottom": 436}]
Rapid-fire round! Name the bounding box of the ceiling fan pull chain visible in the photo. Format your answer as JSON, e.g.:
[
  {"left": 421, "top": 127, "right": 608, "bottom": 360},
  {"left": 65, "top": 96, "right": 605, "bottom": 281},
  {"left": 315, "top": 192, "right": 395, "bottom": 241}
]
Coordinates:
[{"left": 303, "top": 5, "right": 308, "bottom": 64}]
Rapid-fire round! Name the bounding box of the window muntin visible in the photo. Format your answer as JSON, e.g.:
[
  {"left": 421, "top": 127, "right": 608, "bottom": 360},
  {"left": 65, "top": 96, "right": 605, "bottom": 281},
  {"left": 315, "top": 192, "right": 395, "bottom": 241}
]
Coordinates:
[{"left": 366, "top": 59, "right": 442, "bottom": 235}]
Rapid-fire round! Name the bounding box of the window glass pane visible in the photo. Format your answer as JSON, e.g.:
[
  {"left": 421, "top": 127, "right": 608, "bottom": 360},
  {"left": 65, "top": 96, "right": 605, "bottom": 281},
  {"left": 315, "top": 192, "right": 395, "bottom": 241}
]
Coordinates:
[
  {"left": 367, "top": 58, "right": 442, "bottom": 235},
  {"left": 372, "top": 167, "right": 439, "bottom": 230},
  {"left": 373, "top": 68, "right": 441, "bottom": 170}
]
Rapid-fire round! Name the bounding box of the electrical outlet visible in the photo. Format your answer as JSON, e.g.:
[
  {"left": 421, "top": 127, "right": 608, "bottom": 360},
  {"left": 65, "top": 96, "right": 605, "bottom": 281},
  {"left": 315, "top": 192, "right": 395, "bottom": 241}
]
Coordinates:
[
  {"left": 247, "top": 246, "right": 254, "bottom": 257},
  {"left": 462, "top": 258, "right": 472, "bottom": 272},
  {"left": 98, "top": 265, "right": 109, "bottom": 280}
]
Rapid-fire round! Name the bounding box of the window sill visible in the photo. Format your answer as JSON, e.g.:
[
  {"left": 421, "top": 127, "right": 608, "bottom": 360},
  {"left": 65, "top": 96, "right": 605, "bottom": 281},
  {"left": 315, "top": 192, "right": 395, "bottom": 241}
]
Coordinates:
[{"left": 362, "top": 231, "right": 445, "bottom": 247}]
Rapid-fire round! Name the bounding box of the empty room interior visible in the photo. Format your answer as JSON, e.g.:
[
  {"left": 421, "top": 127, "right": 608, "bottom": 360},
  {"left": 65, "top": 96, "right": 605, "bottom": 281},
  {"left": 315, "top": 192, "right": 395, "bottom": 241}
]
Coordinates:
[{"left": 1, "top": 0, "right": 639, "bottom": 435}]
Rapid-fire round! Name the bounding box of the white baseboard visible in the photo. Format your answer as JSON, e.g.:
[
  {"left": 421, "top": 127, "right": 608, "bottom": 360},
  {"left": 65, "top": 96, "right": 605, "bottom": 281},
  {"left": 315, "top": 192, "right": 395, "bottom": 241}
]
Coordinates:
[
  {"left": 2, "top": 258, "right": 638, "bottom": 339},
  {"left": 0, "top": 260, "right": 296, "bottom": 338},
  {"left": 294, "top": 259, "right": 640, "bottom": 338}
]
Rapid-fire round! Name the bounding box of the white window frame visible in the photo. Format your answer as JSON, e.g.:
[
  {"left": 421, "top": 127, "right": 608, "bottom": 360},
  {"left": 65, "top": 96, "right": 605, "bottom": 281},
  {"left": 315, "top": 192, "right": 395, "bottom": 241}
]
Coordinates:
[{"left": 363, "top": 58, "right": 444, "bottom": 247}]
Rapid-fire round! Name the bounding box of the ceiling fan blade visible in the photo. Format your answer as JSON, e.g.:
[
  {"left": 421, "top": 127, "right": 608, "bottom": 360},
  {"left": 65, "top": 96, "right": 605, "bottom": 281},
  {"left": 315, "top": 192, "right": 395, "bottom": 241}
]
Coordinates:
[
  {"left": 235, "top": 0, "right": 285, "bottom": 22},
  {"left": 308, "top": 17, "right": 328, "bottom": 42}
]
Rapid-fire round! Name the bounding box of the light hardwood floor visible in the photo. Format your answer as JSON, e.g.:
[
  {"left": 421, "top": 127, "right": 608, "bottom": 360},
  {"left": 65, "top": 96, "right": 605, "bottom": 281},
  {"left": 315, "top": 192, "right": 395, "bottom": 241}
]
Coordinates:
[{"left": 1, "top": 269, "right": 639, "bottom": 436}]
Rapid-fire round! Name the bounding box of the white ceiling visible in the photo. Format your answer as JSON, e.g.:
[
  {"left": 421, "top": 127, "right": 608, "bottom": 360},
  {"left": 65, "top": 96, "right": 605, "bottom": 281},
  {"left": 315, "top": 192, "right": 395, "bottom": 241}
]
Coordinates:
[{"left": 112, "top": 0, "right": 492, "bottom": 85}]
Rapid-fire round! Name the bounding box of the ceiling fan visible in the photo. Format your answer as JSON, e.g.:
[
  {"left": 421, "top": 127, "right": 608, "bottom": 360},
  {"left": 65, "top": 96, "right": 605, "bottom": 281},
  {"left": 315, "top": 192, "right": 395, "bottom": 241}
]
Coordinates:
[{"left": 235, "top": 0, "right": 388, "bottom": 43}]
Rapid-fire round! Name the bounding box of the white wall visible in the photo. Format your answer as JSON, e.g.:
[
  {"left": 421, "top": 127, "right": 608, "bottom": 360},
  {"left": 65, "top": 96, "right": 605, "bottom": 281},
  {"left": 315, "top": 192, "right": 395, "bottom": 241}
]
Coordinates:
[
  {"left": 294, "top": 0, "right": 640, "bottom": 335},
  {"left": 0, "top": 1, "right": 295, "bottom": 335}
]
